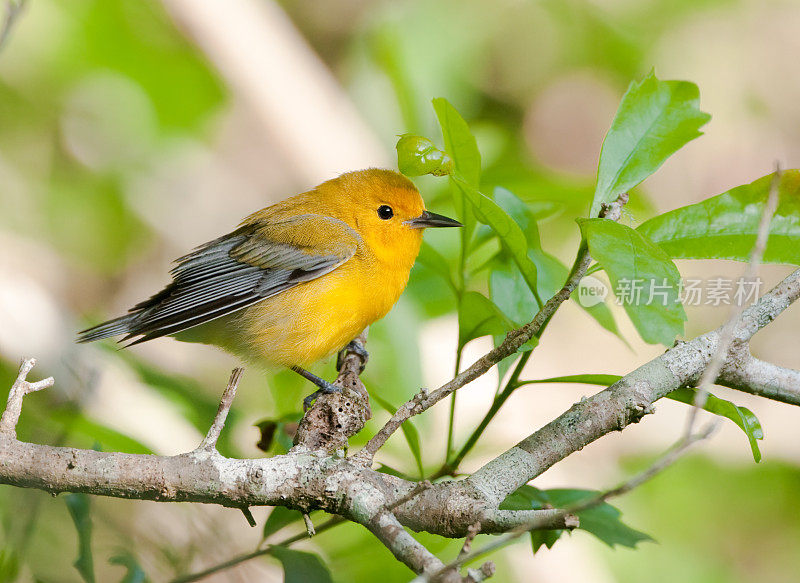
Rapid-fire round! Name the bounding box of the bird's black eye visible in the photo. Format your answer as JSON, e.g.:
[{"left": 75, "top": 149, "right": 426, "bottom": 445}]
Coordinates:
[{"left": 377, "top": 205, "right": 394, "bottom": 220}]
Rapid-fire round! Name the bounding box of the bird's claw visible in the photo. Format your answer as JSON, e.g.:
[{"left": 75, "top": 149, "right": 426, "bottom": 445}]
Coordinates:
[
  {"left": 337, "top": 340, "right": 369, "bottom": 374},
  {"left": 303, "top": 379, "right": 342, "bottom": 411}
]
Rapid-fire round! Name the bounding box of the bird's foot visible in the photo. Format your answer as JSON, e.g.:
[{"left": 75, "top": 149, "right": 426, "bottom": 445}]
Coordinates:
[
  {"left": 302, "top": 380, "right": 342, "bottom": 411},
  {"left": 336, "top": 339, "right": 369, "bottom": 374},
  {"left": 292, "top": 366, "right": 343, "bottom": 411}
]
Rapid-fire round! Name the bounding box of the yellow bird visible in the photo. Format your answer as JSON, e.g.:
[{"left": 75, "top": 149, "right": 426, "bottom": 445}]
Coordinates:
[{"left": 78, "top": 168, "right": 461, "bottom": 406}]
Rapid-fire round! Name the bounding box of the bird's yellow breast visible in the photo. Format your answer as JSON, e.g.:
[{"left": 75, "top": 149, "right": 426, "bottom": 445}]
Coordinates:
[{"left": 219, "top": 244, "right": 418, "bottom": 367}]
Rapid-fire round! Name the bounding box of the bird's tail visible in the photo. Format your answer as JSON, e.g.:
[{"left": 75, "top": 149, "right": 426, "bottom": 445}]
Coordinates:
[{"left": 76, "top": 314, "right": 135, "bottom": 343}]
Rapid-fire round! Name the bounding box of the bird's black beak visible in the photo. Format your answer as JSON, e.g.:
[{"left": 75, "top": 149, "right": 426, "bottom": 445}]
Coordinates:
[{"left": 404, "top": 210, "right": 463, "bottom": 229}]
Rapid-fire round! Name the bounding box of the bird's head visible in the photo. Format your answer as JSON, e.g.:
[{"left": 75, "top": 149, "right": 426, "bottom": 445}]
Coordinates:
[{"left": 319, "top": 168, "right": 461, "bottom": 264}]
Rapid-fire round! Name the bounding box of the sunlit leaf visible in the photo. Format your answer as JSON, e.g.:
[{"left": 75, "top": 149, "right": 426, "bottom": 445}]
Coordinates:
[
  {"left": 494, "top": 186, "right": 541, "bottom": 249},
  {"left": 270, "top": 547, "right": 333, "bottom": 583},
  {"left": 65, "top": 494, "right": 96, "bottom": 583},
  {"left": 396, "top": 134, "right": 453, "bottom": 177},
  {"left": 432, "top": 98, "right": 481, "bottom": 187},
  {"left": 578, "top": 218, "right": 686, "bottom": 345},
  {"left": 638, "top": 170, "right": 800, "bottom": 266},
  {"left": 667, "top": 388, "right": 764, "bottom": 462},
  {"left": 452, "top": 178, "right": 542, "bottom": 307},
  {"left": 590, "top": 71, "right": 710, "bottom": 217}
]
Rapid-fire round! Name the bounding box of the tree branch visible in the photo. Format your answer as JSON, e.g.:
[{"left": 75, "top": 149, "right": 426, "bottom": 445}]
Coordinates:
[
  {"left": 719, "top": 354, "right": 800, "bottom": 406},
  {"left": 466, "top": 268, "right": 800, "bottom": 505}
]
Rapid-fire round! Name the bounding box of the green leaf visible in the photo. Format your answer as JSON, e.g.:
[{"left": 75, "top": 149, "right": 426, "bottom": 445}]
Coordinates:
[
  {"left": 452, "top": 178, "right": 542, "bottom": 307},
  {"left": 416, "top": 241, "right": 457, "bottom": 291},
  {"left": 519, "top": 374, "right": 623, "bottom": 387},
  {"left": 432, "top": 98, "right": 481, "bottom": 187},
  {"left": 578, "top": 218, "right": 686, "bottom": 345},
  {"left": 590, "top": 71, "right": 710, "bottom": 217},
  {"left": 263, "top": 506, "right": 304, "bottom": 540},
  {"left": 458, "top": 291, "right": 514, "bottom": 351},
  {"left": 637, "top": 170, "right": 800, "bottom": 265},
  {"left": 494, "top": 186, "right": 541, "bottom": 249},
  {"left": 270, "top": 547, "right": 334, "bottom": 583},
  {"left": 667, "top": 388, "right": 764, "bottom": 462},
  {"left": 546, "top": 489, "right": 653, "bottom": 549},
  {"left": 490, "top": 258, "right": 536, "bottom": 327},
  {"left": 0, "top": 549, "right": 19, "bottom": 583},
  {"left": 500, "top": 486, "right": 651, "bottom": 552},
  {"left": 371, "top": 393, "right": 424, "bottom": 477},
  {"left": 396, "top": 134, "right": 453, "bottom": 177},
  {"left": 65, "top": 493, "right": 96, "bottom": 583},
  {"left": 109, "top": 553, "right": 147, "bottom": 583}
]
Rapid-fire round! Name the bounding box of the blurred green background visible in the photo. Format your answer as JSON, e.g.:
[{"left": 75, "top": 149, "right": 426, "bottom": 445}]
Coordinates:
[{"left": 1, "top": 0, "right": 799, "bottom": 581}]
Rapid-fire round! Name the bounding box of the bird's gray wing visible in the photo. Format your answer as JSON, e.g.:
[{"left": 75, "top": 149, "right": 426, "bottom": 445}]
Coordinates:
[{"left": 77, "top": 214, "right": 360, "bottom": 345}]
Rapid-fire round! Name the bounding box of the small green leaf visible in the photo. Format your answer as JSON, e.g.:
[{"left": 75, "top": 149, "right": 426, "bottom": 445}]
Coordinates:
[
  {"left": 530, "top": 529, "right": 565, "bottom": 553},
  {"left": 458, "top": 291, "right": 514, "bottom": 350},
  {"left": 518, "top": 374, "right": 623, "bottom": 387},
  {"left": 578, "top": 218, "right": 686, "bottom": 345},
  {"left": 590, "top": 71, "right": 710, "bottom": 217},
  {"left": 416, "top": 241, "right": 457, "bottom": 291},
  {"left": 500, "top": 486, "right": 652, "bottom": 552},
  {"left": 638, "top": 170, "right": 800, "bottom": 265},
  {"left": 452, "top": 178, "right": 542, "bottom": 307},
  {"left": 432, "top": 98, "right": 481, "bottom": 187},
  {"left": 547, "top": 489, "right": 652, "bottom": 549},
  {"left": 396, "top": 134, "right": 453, "bottom": 177},
  {"left": 490, "top": 258, "right": 535, "bottom": 327},
  {"left": 667, "top": 388, "right": 764, "bottom": 462},
  {"left": 494, "top": 186, "right": 541, "bottom": 249},
  {"left": 109, "top": 553, "right": 147, "bottom": 583},
  {"left": 270, "top": 547, "right": 334, "bottom": 583},
  {"left": 371, "top": 393, "right": 424, "bottom": 477},
  {"left": 262, "top": 506, "right": 305, "bottom": 539},
  {"left": 65, "top": 493, "right": 96, "bottom": 583}
]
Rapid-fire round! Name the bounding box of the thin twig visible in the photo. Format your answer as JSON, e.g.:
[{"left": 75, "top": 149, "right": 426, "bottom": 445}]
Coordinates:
[
  {"left": 686, "top": 165, "right": 782, "bottom": 436},
  {"left": 240, "top": 507, "right": 256, "bottom": 528},
  {"left": 303, "top": 512, "right": 316, "bottom": 536},
  {"left": 197, "top": 367, "right": 243, "bottom": 452},
  {"left": 457, "top": 522, "right": 481, "bottom": 560}
]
